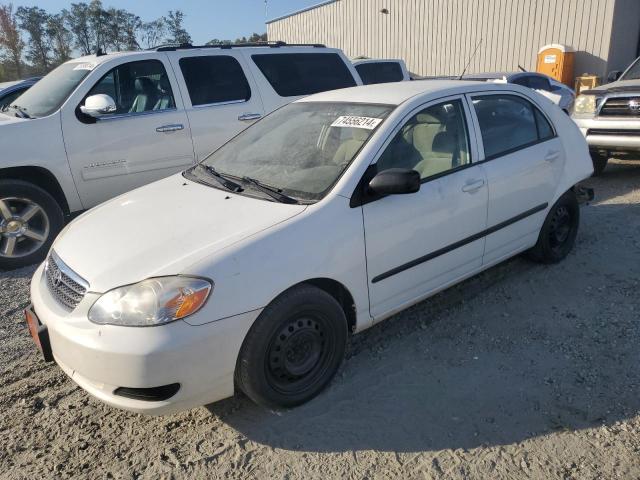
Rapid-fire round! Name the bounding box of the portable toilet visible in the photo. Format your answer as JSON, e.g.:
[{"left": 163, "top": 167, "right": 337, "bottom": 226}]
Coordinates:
[{"left": 537, "top": 44, "right": 575, "bottom": 86}]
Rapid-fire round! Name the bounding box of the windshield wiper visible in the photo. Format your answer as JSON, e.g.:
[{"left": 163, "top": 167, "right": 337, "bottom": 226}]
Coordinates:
[
  {"left": 198, "top": 164, "right": 243, "bottom": 192},
  {"left": 241, "top": 176, "right": 299, "bottom": 204},
  {"left": 8, "top": 104, "right": 32, "bottom": 119}
]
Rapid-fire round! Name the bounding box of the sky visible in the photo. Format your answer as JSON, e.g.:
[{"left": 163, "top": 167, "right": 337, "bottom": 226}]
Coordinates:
[{"left": 11, "top": 0, "right": 321, "bottom": 44}]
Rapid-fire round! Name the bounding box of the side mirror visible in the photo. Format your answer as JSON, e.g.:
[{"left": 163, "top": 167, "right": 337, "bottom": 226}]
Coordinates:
[
  {"left": 369, "top": 168, "right": 420, "bottom": 195},
  {"left": 80, "top": 94, "right": 116, "bottom": 118},
  {"left": 607, "top": 70, "right": 622, "bottom": 83}
]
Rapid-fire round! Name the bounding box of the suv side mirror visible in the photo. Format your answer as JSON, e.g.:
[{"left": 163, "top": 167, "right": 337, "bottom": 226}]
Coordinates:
[
  {"left": 80, "top": 94, "right": 117, "bottom": 118},
  {"left": 607, "top": 70, "right": 622, "bottom": 83},
  {"left": 369, "top": 168, "right": 420, "bottom": 195}
]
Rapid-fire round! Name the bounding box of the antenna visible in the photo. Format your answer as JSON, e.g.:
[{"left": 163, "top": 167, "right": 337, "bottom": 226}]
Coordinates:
[
  {"left": 518, "top": 64, "right": 527, "bottom": 72},
  {"left": 458, "top": 39, "right": 483, "bottom": 80}
]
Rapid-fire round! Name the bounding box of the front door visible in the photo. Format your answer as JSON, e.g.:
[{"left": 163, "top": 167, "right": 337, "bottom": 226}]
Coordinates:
[
  {"left": 62, "top": 56, "right": 194, "bottom": 208},
  {"left": 362, "top": 97, "right": 489, "bottom": 320}
]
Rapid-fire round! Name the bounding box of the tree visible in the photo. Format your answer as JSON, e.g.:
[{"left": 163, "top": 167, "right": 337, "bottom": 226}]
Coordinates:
[
  {"left": 140, "top": 18, "right": 166, "bottom": 49},
  {"left": 88, "top": 0, "right": 109, "bottom": 52},
  {"left": 164, "top": 10, "right": 191, "bottom": 44},
  {"left": 16, "top": 6, "right": 52, "bottom": 73},
  {"left": 0, "top": 3, "right": 24, "bottom": 78},
  {"left": 104, "top": 8, "right": 140, "bottom": 51},
  {"left": 66, "top": 2, "right": 92, "bottom": 55},
  {"left": 47, "top": 12, "right": 72, "bottom": 64}
]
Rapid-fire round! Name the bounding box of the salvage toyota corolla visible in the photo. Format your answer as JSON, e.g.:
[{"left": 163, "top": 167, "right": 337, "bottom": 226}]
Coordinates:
[{"left": 26, "top": 81, "right": 594, "bottom": 414}]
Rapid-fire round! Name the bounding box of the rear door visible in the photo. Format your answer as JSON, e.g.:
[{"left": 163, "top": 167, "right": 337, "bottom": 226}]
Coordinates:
[
  {"left": 467, "top": 92, "right": 564, "bottom": 265},
  {"left": 167, "top": 50, "right": 266, "bottom": 162},
  {"left": 61, "top": 54, "right": 194, "bottom": 208}
]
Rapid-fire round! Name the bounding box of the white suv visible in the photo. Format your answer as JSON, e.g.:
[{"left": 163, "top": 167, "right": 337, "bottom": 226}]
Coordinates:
[{"left": 0, "top": 42, "right": 362, "bottom": 269}]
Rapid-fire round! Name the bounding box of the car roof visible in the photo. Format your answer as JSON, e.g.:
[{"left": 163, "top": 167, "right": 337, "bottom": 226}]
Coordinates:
[{"left": 298, "top": 79, "right": 500, "bottom": 106}]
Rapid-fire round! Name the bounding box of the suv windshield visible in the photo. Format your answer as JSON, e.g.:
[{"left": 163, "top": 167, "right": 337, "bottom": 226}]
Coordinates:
[
  {"left": 7, "top": 62, "right": 91, "bottom": 118},
  {"left": 196, "top": 102, "right": 393, "bottom": 202},
  {"left": 621, "top": 57, "right": 640, "bottom": 81}
]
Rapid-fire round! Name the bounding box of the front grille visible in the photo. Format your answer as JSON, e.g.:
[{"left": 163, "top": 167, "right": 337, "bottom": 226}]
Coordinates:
[
  {"left": 587, "top": 128, "right": 640, "bottom": 136},
  {"left": 599, "top": 97, "right": 640, "bottom": 117},
  {"left": 45, "top": 252, "right": 88, "bottom": 310}
]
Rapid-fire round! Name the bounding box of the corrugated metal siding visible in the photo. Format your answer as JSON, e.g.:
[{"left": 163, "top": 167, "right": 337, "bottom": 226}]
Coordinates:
[{"left": 267, "top": 0, "right": 620, "bottom": 78}]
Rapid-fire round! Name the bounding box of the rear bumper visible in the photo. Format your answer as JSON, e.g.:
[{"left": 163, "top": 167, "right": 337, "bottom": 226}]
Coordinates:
[
  {"left": 30, "top": 263, "right": 261, "bottom": 415},
  {"left": 573, "top": 116, "right": 640, "bottom": 152}
]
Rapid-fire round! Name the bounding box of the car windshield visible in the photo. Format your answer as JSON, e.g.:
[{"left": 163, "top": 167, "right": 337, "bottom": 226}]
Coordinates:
[
  {"left": 197, "top": 102, "right": 393, "bottom": 202},
  {"left": 7, "top": 62, "right": 91, "bottom": 118},
  {"left": 621, "top": 57, "right": 640, "bottom": 81}
]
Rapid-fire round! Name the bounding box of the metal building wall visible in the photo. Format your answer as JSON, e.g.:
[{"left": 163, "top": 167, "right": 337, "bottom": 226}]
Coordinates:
[{"left": 267, "top": 0, "right": 620, "bottom": 78}]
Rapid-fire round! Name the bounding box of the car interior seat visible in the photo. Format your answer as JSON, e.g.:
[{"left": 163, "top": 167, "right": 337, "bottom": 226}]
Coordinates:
[
  {"left": 332, "top": 128, "right": 370, "bottom": 165},
  {"left": 154, "top": 76, "right": 174, "bottom": 110},
  {"left": 129, "top": 77, "right": 159, "bottom": 113}
]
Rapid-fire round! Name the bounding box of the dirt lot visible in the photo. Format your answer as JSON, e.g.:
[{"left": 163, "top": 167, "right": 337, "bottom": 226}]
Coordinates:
[{"left": 1, "top": 159, "right": 639, "bottom": 480}]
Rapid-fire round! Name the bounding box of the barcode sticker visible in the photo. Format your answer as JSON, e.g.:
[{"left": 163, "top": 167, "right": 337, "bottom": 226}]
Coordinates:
[{"left": 331, "top": 116, "right": 383, "bottom": 130}]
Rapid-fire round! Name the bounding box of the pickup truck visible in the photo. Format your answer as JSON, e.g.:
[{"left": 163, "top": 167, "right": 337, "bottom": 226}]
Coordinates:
[
  {"left": 0, "top": 42, "right": 362, "bottom": 269},
  {"left": 572, "top": 55, "right": 640, "bottom": 175}
]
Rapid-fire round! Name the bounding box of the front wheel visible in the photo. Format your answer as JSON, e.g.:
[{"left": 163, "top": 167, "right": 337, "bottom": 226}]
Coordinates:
[
  {"left": 0, "top": 180, "right": 64, "bottom": 270},
  {"left": 235, "top": 284, "right": 348, "bottom": 409},
  {"left": 527, "top": 190, "right": 579, "bottom": 264}
]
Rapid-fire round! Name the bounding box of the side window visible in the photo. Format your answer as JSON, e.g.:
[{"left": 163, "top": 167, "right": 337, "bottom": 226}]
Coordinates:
[
  {"left": 528, "top": 75, "right": 552, "bottom": 91},
  {"left": 473, "top": 95, "right": 554, "bottom": 159},
  {"left": 87, "top": 60, "right": 175, "bottom": 114},
  {"left": 377, "top": 100, "right": 471, "bottom": 180},
  {"left": 355, "top": 62, "right": 404, "bottom": 84},
  {"left": 179, "top": 55, "right": 251, "bottom": 106},
  {"left": 252, "top": 53, "right": 357, "bottom": 97}
]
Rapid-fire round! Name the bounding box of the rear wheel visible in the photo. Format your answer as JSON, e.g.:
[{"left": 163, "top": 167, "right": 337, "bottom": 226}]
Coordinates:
[
  {"left": 235, "top": 284, "right": 347, "bottom": 409},
  {"left": 590, "top": 151, "right": 609, "bottom": 176},
  {"left": 527, "top": 190, "right": 579, "bottom": 264},
  {"left": 0, "top": 180, "right": 64, "bottom": 270}
]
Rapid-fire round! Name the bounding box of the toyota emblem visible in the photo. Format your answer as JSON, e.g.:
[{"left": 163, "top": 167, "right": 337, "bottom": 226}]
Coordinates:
[
  {"left": 52, "top": 269, "right": 63, "bottom": 287},
  {"left": 629, "top": 99, "right": 640, "bottom": 112}
]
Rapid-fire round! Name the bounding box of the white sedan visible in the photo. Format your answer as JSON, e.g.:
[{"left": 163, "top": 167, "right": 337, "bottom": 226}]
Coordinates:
[{"left": 26, "top": 80, "right": 593, "bottom": 415}]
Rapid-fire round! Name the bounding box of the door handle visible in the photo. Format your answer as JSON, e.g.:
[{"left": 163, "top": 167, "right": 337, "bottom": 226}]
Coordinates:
[
  {"left": 156, "top": 124, "right": 184, "bottom": 133},
  {"left": 238, "top": 113, "right": 262, "bottom": 121},
  {"left": 461, "top": 179, "right": 485, "bottom": 193},
  {"left": 544, "top": 150, "right": 560, "bottom": 162}
]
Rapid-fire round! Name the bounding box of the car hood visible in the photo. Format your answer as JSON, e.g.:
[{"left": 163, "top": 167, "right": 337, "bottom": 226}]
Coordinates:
[
  {"left": 584, "top": 79, "right": 640, "bottom": 94},
  {"left": 52, "top": 174, "right": 307, "bottom": 292}
]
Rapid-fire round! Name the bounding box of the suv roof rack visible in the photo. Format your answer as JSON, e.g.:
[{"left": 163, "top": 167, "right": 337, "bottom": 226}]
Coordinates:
[{"left": 154, "top": 41, "right": 326, "bottom": 52}]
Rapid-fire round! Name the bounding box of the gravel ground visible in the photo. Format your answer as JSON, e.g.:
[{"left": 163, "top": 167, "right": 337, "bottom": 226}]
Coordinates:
[{"left": 1, "top": 159, "right": 639, "bottom": 479}]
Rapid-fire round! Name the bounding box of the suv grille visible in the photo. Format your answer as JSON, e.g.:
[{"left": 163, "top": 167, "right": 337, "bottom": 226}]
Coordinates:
[
  {"left": 599, "top": 97, "right": 640, "bottom": 117},
  {"left": 45, "top": 252, "right": 88, "bottom": 310}
]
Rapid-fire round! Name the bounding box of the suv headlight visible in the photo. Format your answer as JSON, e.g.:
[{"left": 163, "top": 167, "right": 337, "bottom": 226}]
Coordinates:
[
  {"left": 88, "top": 276, "right": 212, "bottom": 327},
  {"left": 573, "top": 94, "right": 598, "bottom": 115}
]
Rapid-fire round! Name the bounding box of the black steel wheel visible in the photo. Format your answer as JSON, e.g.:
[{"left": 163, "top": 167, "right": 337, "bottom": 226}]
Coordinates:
[{"left": 236, "top": 284, "right": 348, "bottom": 409}]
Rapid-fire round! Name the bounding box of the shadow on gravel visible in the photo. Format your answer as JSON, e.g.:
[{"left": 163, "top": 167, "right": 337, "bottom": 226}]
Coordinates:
[
  {"left": 581, "top": 158, "right": 640, "bottom": 203},
  {"left": 207, "top": 202, "right": 640, "bottom": 453}
]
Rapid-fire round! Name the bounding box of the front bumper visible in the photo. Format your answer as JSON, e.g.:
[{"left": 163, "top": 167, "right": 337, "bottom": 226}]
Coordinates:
[
  {"left": 30, "top": 263, "right": 261, "bottom": 415},
  {"left": 573, "top": 116, "right": 640, "bottom": 152}
]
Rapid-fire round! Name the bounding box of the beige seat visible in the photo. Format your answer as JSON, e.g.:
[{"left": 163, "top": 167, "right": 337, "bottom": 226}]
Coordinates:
[
  {"left": 332, "top": 129, "right": 370, "bottom": 164},
  {"left": 413, "top": 131, "right": 456, "bottom": 178}
]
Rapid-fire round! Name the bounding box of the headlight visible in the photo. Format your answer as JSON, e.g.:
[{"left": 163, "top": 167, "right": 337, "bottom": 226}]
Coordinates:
[
  {"left": 573, "top": 94, "right": 598, "bottom": 115},
  {"left": 88, "top": 276, "right": 212, "bottom": 327}
]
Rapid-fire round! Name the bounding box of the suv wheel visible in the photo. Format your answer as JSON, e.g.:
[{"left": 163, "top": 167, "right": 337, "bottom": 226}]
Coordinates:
[
  {"left": 0, "top": 180, "right": 64, "bottom": 270},
  {"left": 590, "top": 151, "right": 609, "bottom": 176},
  {"left": 235, "top": 284, "right": 348, "bottom": 409}
]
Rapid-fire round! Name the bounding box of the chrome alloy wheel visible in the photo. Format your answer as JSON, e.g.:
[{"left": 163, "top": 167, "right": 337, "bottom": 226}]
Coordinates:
[{"left": 0, "top": 197, "right": 49, "bottom": 259}]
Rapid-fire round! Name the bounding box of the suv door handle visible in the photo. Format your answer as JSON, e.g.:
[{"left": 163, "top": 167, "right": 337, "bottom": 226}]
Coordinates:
[
  {"left": 238, "top": 113, "right": 262, "bottom": 121},
  {"left": 461, "top": 179, "right": 485, "bottom": 193},
  {"left": 156, "top": 124, "right": 184, "bottom": 133},
  {"left": 544, "top": 150, "right": 560, "bottom": 162}
]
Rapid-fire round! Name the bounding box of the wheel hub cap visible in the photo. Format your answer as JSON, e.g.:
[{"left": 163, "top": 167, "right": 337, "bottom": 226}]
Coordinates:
[{"left": 0, "top": 197, "right": 49, "bottom": 259}]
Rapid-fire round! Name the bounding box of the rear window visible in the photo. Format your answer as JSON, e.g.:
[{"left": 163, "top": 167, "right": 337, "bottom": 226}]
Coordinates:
[
  {"left": 355, "top": 62, "right": 404, "bottom": 84},
  {"left": 252, "top": 53, "right": 357, "bottom": 97},
  {"left": 179, "top": 56, "right": 251, "bottom": 106}
]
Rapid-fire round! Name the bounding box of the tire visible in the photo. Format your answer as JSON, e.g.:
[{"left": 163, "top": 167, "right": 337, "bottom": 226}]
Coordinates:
[
  {"left": 235, "top": 284, "right": 348, "bottom": 409},
  {"left": 0, "top": 180, "right": 64, "bottom": 270},
  {"left": 590, "top": 151, "right": 609, "bottom": 176},
  {"left": 527, "top": 190, "right": 579, "bottom": 264}
]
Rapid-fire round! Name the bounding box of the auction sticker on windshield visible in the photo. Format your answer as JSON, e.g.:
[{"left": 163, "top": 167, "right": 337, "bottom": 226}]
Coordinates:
[
  {"left": 331, "top": 116, "right": 383, "bottom": 129},
  {"left": 73, "top": 62, "right": 97, "bottom": 71}
]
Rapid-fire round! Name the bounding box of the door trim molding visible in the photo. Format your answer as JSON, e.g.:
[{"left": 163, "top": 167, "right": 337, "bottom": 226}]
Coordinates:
[{"left": 371, "top": 202, "right": 548, "bottom": 283}]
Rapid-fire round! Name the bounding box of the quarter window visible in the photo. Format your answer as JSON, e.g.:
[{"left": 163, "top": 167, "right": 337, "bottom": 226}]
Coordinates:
[
  {"left": 473, "top": 95, "right": 554, "bottom": 159},
  {"left": 252, "top": 53, "right": 357, "bottom": 97},
  {"left": 377, "top": 100, "right": 471, "bottom": 180},
  {"left": 355, "top": 62, "right": 404, "bottom": 84},
  {"left": 86, "top": 60, "right": 175, "bottom": 114},
  {"left": 179, "top": 55, "right": 251, "bottom": 106}
]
